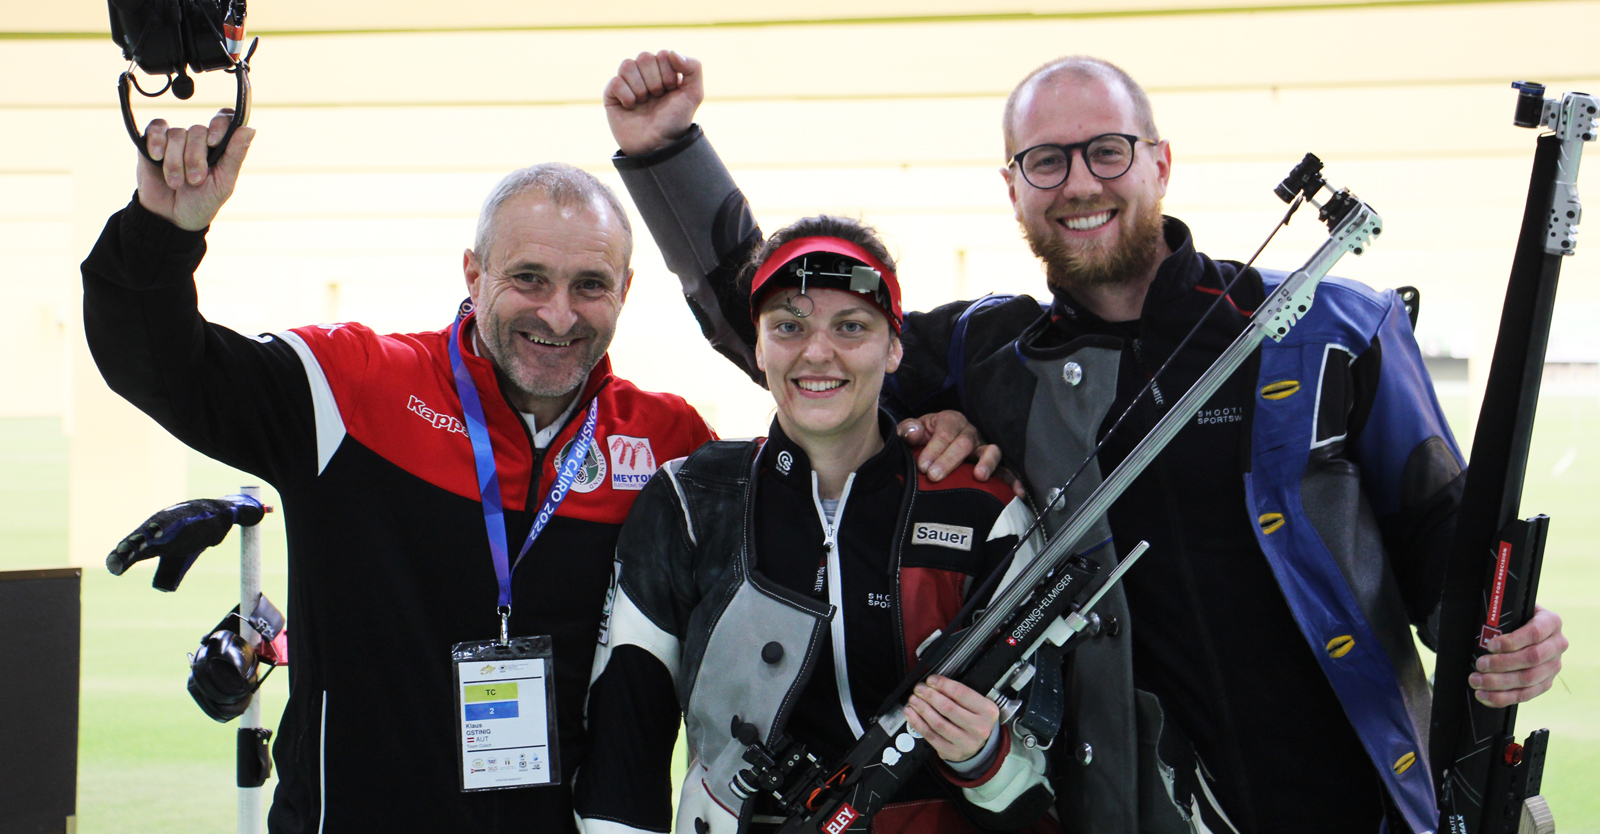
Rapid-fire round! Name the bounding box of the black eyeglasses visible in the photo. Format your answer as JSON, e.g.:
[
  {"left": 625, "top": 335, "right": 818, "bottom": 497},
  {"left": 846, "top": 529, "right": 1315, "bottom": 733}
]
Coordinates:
[{"left": 1009, "top": 133, "right": 1159, "bottom": 190}]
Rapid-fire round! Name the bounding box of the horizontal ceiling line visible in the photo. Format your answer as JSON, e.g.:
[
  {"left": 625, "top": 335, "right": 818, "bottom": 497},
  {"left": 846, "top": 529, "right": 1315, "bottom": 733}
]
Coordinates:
[
  {"left": 0, "top": 0, "right": 1565, "bottom": 39},
  {"left": 5, "top": 72, "right": 1600, "bottom": 112},
  {"left": 0, "top": 145, "right": 1550, "bottom": 189}
]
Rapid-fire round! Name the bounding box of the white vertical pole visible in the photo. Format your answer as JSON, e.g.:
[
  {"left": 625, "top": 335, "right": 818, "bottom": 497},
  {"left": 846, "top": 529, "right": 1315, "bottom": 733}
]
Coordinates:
[{"left": 239, "top": 485, "right": 264, "bottom": 834}]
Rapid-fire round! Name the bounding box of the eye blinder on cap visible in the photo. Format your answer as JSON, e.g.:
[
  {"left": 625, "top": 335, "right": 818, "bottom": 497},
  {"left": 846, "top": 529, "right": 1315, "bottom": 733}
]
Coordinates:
[
  {"left": 848, "top": 265, "right": 882, "bottom": 294},
  {"left": 750, "top": 236, "right": 903, "bottom": 332}
]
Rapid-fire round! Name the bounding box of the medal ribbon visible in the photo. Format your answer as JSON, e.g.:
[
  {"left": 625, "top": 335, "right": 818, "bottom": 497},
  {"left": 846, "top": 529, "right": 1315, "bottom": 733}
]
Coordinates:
[{"left": 448, "top": 309, "right": 600, "bottom": 609}]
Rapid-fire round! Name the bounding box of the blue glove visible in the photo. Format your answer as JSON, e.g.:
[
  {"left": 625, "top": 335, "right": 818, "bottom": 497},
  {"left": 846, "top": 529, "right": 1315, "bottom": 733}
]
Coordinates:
[{"left": 106, "top": 494, "right": 266, "bottom": 591}]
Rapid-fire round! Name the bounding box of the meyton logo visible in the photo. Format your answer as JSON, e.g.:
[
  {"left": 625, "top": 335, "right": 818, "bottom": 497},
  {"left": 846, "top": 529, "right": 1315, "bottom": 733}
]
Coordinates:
[
  {"left": 776, "top": 450, "right": 795, "bottom": 475},
  {"left": 607, "top": 435, "right": 656, "bottom": 491},
  {"left": 559, "top": 436, "right": 607, "bottom": 494},
  {"left": 408, "top": 396, "right": 468, "bottom": 436}
]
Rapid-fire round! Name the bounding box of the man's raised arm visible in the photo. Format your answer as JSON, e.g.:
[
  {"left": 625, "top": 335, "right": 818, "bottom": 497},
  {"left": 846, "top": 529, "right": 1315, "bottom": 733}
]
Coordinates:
[{"left": 82, "top": 110, "right": 321, "bottom": 486}]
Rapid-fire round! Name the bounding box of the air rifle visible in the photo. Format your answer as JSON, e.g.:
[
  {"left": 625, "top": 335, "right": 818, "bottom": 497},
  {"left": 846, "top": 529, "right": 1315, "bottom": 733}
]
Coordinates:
[
  {"left": 1429, "top": 82, "right": 1596, "bottom": 834},
  {"left": 734, "top": 157, "right": 1383, "bottom": 834}
]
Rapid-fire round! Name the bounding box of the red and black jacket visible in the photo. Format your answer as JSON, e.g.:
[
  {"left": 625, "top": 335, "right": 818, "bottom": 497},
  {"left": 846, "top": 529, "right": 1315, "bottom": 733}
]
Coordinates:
[{"left": 82, "top": 197, "right": 714, "bottom": 833}]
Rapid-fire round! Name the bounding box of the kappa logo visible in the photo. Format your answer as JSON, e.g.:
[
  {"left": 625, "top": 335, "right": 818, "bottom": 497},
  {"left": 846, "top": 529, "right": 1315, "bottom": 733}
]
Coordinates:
[
  {"left": 408, "top": 396, "right": 469, "bottom": 436},
  {"left": 558, "top": 435, "right": 607, "bottom": 494},
  {"left": 776, "top": 450, "right": 795, "bottom": 475},
  {"left": 607, "top": 435, "right": 656, "bottom": 491},
  {"left": 912, "top": 522, "right": 974, "bottom": 552}
]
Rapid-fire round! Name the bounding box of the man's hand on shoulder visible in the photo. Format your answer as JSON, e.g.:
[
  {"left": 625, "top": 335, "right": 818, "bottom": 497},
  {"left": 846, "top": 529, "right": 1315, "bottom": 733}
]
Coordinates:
[
  {"left": 898, "top": 410, "right": 1024, "bottom": 497},
  {"left": 137, "top": 108, "right": 254, "bottom": 232},
  {"left": 604, "top": 50, "right": 703, "bottom": 157},
  {"left": 1470, "top": 604, "right": 1568, "bottom": 707}
]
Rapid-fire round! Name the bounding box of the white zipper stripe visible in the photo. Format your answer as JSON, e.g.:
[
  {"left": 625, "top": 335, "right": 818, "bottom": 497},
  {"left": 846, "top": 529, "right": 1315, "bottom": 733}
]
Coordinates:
[
  {"left": 318, "top": 691, "right": 328, "bottom": 834},
  {"left": 812, "top": 471, "right": 865, "bottom": 740}
]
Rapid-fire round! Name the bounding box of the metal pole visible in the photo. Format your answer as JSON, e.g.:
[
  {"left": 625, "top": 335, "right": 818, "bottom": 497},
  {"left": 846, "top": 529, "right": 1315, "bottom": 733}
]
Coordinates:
[{"left": 238, "top": 484, "right": 264, "bottom": 834}]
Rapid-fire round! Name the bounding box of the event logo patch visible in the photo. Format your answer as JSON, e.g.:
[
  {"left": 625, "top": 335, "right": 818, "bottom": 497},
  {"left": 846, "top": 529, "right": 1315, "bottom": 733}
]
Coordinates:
[
  {"left": 558, "top": 435, "right": 607, "bottom": 494},
  {"left": 607, "top": 435, "right": 656, "bottom": 491}
]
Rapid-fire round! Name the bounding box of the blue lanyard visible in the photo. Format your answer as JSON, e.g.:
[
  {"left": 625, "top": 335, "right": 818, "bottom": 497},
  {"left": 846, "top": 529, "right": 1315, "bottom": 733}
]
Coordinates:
[{"left": 447, "top": 311, "right": 600, "bottom": 621}]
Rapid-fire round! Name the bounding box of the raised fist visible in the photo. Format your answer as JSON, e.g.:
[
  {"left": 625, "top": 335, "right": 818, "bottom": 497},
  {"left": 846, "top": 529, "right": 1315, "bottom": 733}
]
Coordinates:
[{"left": 604, "top": 50, "right": 704, "bottom": 157}]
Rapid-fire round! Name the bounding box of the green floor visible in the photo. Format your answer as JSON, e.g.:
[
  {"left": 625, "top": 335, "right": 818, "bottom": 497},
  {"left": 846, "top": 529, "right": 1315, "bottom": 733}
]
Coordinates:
[{"left": 2, "top": 396, "right": 1597, "bottom": 831}]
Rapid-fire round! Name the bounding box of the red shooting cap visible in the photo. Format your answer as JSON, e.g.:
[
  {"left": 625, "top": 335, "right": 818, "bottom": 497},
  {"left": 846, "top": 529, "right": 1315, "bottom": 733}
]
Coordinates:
[{"left": 749, "top": 236, "right": 903, "bottom": 332}]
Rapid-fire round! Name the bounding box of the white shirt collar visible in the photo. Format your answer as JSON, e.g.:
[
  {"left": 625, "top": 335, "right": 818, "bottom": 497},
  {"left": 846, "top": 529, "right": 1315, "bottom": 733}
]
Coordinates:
[{"left": 523, "top": 394, "right": 582, "bottom": 450}]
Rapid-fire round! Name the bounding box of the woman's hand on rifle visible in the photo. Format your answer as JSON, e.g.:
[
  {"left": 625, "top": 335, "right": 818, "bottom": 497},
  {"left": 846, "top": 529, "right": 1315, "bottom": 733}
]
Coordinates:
[{"left": 905, "top": 674, "right": 1000, "bottom": 764}]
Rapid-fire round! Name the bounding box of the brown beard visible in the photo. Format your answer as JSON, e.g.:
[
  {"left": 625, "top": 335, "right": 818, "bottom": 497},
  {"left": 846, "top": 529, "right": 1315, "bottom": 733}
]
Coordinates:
[{"left": 1023, "top": 200, "right": 1165, "bottom": 295}]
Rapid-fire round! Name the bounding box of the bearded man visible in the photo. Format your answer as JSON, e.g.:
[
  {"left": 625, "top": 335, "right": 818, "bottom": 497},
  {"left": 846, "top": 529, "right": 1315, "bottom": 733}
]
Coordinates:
[
  {"left": 82, "top": 109, "right": 713, "bottom": 832},
  {"left": 596, "top": 51, "right": 1568, "bottom": 834}
]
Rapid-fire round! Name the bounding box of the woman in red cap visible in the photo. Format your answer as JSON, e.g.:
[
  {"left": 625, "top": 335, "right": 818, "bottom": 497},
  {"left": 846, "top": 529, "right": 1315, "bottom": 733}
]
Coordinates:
[{"left": 577, "top": 216, "right": 1055, "bottom": 834}]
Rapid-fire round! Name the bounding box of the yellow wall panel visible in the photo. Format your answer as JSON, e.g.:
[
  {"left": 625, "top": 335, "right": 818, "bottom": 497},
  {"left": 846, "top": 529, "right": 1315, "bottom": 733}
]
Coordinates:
[{"left": 2, "top": 3, "right": 1598, "bottom": 562}]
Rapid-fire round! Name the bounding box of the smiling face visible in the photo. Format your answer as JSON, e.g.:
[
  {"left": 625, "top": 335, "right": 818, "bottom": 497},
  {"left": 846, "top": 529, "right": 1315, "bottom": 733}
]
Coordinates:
[
  {"left": 755, "top": 287, "right": 902, "bottom": 448},
  {"left": 464, "top": 190, "right": 632, "bottom": 419},
  {"left": 1003, "top": 72, "right": 1171, "bottom": 295}
]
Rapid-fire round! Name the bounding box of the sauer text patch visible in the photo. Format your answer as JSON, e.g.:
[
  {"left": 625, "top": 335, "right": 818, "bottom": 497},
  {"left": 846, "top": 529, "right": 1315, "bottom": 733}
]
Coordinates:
[{"left": 913, "top": 522, "right": 974, "bottom": 551}]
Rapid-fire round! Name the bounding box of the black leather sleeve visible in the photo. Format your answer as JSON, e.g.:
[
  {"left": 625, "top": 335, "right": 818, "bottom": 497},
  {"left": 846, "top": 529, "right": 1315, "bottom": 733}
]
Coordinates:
[
  {"left": 614, "top": 127, "right": 765, "bottom": 385},
  {"left": 576, "top": 471, "right": 699, "bottom": 832}
]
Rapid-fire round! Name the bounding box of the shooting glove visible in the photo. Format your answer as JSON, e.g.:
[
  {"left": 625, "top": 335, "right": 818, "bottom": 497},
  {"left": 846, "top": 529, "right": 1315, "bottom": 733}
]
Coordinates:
[{"left": 106, "top": 494, "right": 266, "bottom": 591}]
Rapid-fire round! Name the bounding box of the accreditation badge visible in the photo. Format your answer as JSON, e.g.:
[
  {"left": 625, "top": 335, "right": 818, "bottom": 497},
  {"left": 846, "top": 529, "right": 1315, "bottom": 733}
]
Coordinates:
[{"left": 451, "top": 636, "right": 560, "bottom": 791}]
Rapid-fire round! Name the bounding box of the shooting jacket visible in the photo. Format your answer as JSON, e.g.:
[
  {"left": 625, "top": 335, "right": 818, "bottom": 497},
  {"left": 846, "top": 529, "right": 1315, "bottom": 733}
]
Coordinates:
[
  {"left": 576, "top": 422, "right": 1056, "bottom": 834},
  {"left": 611, "top": 127, "right": 1465, "bottom": 834}
]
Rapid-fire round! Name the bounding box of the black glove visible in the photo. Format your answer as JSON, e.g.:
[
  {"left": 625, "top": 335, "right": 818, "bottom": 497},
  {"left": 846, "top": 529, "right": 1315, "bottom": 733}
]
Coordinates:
[{"left": 107, "top": 494, "right": 266, "bottom": 591}]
